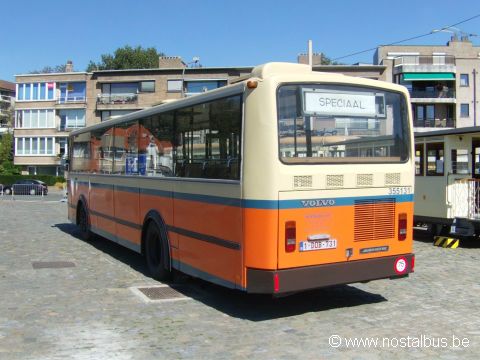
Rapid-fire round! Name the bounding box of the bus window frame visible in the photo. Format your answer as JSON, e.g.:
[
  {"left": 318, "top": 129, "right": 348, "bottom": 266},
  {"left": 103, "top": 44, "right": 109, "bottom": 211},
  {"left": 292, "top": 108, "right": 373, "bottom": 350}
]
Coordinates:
[
  {"left": 276, "top": 82, "right": 411, "bottom": 166},
  {"left": 68, "top": 92, "right": 244, "bottom": 183}
]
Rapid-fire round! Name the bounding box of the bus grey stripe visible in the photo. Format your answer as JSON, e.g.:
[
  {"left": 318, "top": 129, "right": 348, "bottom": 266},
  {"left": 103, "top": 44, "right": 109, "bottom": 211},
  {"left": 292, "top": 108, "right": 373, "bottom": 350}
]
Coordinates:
[
  {"left": 89, "top": 210, "right": 142, "bottom": 230},
  {"left": 167, "top": 225, "right": 241, "bottom": 250},
  {"left": 88, "top": 208, "right": 240, "bottom": 251}
]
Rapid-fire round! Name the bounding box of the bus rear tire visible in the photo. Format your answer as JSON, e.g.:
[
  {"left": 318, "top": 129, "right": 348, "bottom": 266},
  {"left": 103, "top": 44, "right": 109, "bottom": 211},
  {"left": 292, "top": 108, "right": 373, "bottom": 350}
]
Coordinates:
[
  {"left": 77, "top": 203, "right": 93, "bottom": 241},
  {"left": 145, "top": 222, "right": 171, "bottom": 281}
]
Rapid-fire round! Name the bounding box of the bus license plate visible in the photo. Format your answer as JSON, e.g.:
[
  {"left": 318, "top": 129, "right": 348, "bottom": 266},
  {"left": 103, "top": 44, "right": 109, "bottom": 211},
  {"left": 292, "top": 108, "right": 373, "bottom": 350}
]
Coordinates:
[{"left": 299, "top": 239, "right": 337, "bottom": 252}]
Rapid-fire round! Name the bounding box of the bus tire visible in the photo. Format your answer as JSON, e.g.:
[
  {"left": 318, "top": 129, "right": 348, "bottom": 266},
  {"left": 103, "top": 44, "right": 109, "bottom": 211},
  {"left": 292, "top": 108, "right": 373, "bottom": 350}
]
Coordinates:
[
  {"left": 77, "top": 202, "right": 93, "bottom": 241},
  {"left": 145, "top": 222, "right": 171, "bottom": 281}
]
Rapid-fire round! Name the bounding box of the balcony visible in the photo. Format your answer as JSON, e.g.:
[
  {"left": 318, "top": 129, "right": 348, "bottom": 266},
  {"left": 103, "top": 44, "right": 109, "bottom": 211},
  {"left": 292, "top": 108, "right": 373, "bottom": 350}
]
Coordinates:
[
  {"left": 0, "top": 94, "right": 13, "bottom": 104},
  {"left": 413, "top": 118, "right": 455, "bottom": 128},
  {"left": 409, "top": 88, "right": 456, "bottom": 103},
  {"left": 96, "top": 93, "right": 138, "bottom": 110},
  {"left": 393, "top": 55, "right": 456, "bottom": 75},
  {"left": 57, "top": 95, "right": 86, "bottom": 104}
]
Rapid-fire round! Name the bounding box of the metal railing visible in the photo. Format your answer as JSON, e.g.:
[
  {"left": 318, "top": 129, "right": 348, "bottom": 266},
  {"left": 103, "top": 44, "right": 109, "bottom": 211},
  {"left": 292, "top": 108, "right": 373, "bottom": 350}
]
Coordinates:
[
  {"left": 57, "top": 96, "right": 86, "bottom": 104},
  {"left": 410, "top": 89, "right": 455, "bottom": 99},
  {"left": 394, "top": 55, "right": 456, "bottom": 67},
  {"left": 452, "top": 179, "right": 480, "bottom": 220},
  {"left": 0, "top": 94, "right": 13, "bottom": 103},
  {"left": 413, "top": 118, "right": 455, "bottom": 128},
  {"left": 97, "top": 93, "right": 138, "bottom": 105}
]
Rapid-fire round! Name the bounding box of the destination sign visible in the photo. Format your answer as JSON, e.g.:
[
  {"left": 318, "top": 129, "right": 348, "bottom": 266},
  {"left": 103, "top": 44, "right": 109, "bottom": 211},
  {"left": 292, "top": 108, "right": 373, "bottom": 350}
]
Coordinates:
[{"left": 303, "top": 91, "right": 377, "bottom": 117}]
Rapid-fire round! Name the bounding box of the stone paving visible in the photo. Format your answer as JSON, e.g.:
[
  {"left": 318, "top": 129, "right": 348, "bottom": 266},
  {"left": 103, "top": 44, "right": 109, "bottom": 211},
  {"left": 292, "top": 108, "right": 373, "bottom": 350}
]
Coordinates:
[{"left": 0, "top": 200, "right": 479, "bottom": 359}]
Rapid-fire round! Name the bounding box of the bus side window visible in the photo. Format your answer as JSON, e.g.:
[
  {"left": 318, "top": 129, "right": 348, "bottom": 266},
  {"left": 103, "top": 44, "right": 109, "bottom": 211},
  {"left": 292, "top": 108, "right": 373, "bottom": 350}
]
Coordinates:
[
  {"left": 114, "top": 120, "right": 139, "bottom": 175},
  {"left": 426, "top": 142, "right": 444, "bottom": 176},
  {"left": 173, "top": 95, "right": 242, "bottom": 180},
  {"left": 91, "top": 127, "right": 114, "bottom": 174},
  {"left": 140, "top": 112, "right": 174, "bottom": 177},
  {"left": 451, "top": 149, "right": 469, "bottom": 174},
  {"left": 415, "top": 143, "right": 424, "bottom": 176}
]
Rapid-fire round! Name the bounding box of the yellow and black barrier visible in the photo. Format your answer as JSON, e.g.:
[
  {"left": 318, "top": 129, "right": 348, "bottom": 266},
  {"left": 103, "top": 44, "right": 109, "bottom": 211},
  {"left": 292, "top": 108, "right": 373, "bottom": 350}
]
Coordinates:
[{"left": 433, "top": 236, "right": 460, "bottom": 249}]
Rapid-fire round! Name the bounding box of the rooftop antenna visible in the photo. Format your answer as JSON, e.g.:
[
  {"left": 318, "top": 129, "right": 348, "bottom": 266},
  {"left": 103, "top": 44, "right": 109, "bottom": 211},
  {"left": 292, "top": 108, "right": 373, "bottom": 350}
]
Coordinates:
[{"left": 432, "top": 26, "right": 478, "bottom": 40}]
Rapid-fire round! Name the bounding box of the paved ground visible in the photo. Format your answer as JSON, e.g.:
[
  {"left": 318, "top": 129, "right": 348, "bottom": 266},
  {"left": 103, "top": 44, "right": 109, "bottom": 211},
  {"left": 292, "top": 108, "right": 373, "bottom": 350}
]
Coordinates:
[{"left": 0, "top": 200, "right": 479, "bottom": 359}]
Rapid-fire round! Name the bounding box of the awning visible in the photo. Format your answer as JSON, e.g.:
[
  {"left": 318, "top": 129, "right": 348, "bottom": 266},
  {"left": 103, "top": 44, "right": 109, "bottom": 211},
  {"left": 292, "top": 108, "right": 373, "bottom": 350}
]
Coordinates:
[{"left": 402, "top": 73, "right": 455, "bottom": 81}]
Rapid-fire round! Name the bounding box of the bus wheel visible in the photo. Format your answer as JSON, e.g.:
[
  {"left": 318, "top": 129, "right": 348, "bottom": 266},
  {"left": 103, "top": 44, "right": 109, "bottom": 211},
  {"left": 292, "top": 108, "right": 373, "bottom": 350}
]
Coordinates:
[
  {"left": 77, "top": 203, "right": 93, "bottom": 241},
  {"left": 145, "top": 222, "right": 171, "bottom": 281}
]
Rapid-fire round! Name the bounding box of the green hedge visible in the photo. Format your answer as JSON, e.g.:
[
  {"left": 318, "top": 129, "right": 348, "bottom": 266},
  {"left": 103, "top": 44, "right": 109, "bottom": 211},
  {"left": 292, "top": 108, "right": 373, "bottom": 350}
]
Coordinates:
[{"left": 0, "top": 175, "right": 66, "bottom": 186}]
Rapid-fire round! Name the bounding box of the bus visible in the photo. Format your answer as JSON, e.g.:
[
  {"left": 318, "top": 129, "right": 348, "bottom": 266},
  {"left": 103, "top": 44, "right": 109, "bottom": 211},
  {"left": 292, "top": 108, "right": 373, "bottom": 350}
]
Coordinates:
[
  {"left": 68, "top": 62, "right": 415, "bottom": 294},
  {"left": 415, "top": 126, "right": 480, "bottom": 238}
]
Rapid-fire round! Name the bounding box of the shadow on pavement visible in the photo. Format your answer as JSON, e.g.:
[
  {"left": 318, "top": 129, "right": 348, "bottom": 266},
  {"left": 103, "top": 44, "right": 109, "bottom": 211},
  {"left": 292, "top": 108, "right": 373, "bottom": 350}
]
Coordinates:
[
  {"left": 175, "top": 280, "right": 387, "bottom": 321},
  {"left": 53, "top": 221, "right": 387, "bottom": 321},
  {"left": 52, "top": 222, "right": 148, "bottom": 276}
]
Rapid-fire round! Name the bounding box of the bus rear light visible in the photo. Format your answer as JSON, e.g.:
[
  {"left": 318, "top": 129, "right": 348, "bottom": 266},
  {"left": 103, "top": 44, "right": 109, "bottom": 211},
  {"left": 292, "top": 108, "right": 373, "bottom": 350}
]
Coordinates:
[
  {"left": 274, "top": 273, "right": 280, "bottom": 292},
  {"left": 285, "top": 221, "right": 296, "bottom": 253},
  {"left": 398, "top": 213, "right": 407, "bottom": 241},
  {"left": 411, "top": 255, "right": 415, "bottom": 272}
]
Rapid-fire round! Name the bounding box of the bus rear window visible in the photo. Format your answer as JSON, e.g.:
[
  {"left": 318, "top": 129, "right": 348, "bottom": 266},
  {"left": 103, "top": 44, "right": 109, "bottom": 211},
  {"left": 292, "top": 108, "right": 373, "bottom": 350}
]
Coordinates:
[{"left": 277, "top": 84, "right": 410, "bottom": 163}]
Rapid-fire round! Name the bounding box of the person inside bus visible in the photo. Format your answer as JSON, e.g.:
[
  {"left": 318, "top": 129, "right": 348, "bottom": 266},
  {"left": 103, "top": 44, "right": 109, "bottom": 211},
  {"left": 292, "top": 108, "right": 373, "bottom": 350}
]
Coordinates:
[{"left": 147, "top": 135, "right": 159, "bottom": 171}]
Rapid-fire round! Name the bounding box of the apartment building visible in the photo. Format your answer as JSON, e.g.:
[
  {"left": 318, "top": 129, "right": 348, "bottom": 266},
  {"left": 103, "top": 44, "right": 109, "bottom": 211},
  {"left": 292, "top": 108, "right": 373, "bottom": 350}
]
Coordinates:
[
  {"left": 91, "top": 57, "right": 252, "bottom": 123},
  {"left": 375, "top": 36, "right": 480, "bottom": 131},
  {"left": 13, "top": 58, "right": 252, "bottom": 175},
  {"left": 0, "top": 80, "right": 15, "bottom": 134},
  {"left": 14, "top": 64, "right": 90, "bottom": 175}
]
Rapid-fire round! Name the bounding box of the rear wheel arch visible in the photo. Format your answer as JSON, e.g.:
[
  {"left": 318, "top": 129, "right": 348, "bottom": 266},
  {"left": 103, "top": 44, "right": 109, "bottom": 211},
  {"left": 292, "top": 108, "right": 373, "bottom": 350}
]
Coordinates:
[
  {"left": 76, "top": 195, "right": 92, "bottom": 241},
  {"left": 142, "top": 210, "right": 172, "bottom": 274}
]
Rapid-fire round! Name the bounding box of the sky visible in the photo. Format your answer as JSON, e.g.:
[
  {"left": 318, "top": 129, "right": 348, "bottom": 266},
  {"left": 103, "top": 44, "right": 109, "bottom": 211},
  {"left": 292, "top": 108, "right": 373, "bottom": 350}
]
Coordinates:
[{"left": 1, "top": 0, "right": 480, "bottom": 81}]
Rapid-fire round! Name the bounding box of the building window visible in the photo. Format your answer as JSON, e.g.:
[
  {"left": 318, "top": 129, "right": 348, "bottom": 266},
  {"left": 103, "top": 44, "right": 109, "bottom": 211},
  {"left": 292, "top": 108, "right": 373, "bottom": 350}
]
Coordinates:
[
  {"left": 460, "top": 104, "right": 470, "bottom": 117},
  {"left": 15, "top": 109, "right": 55, "bottom": 128},
  {"left": 16, "top": 137, "right": 55, "bottom": 156},
  {"left": 167, "top": 80, "right": 182, "bottom": 92},
  {"left": 98, "top": 83, "right": 138, "bottom": 104},
  {"left": 426, "top": 142, "right": 444, "bottom": 176},
  {"left": 460, "top": 74, "right": 469, "bottom": 87},
  {"left": 415, "top": 143, "right": 424, "bottom": 176},
  {"left": 59, "top": 109, "right": 86, "bottom": 129},
  {"left": 59, "top": 137, "right": 68, "bottom": 157},
  {"left": 414, "top": 104, "right": 435, "bottom": 127},
  {"left": 58, "top": 82, "right": 86, "bottom": 103},
  {"left": 451, "top": 149, "right": 469, "bottom": 174},
  {"left": 17, "top": 82, "right": 55, "bottom": 101},
  {"left": 185, "top": 80, "right": 227, "bottom": 95},
  {"left": 139, "top": 81, "right": 155, "bottom": 92}
]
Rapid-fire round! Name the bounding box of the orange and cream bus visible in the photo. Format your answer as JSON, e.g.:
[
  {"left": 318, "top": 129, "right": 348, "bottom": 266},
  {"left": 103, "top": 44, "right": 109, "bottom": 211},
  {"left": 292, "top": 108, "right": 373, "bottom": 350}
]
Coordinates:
[{"left": 68, "top": 62, "right": 415, "bottom": 294}]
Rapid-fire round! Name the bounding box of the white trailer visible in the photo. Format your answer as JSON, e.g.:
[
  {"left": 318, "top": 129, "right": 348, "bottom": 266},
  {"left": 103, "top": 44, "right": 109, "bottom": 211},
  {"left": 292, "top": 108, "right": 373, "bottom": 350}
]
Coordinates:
[{"left": 415, "top": 126, "right": 480, "bottom": 238}]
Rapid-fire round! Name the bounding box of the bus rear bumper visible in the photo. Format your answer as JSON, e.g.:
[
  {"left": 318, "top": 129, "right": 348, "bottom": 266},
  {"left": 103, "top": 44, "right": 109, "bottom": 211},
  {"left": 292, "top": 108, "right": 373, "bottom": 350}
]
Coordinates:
[{"left": 246, "top": 253, "right": 414, "bottom": 294}]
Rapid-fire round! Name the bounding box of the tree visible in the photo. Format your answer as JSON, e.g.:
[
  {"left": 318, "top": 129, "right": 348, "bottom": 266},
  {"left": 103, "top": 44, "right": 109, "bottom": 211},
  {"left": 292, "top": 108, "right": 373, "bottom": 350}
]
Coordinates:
[
  {"left": 321, "top": 54, "right": 342, "bottom": 65},
  {"left": 0, "top": 133, "right": 20, "bottom": 175},
  {"left": 86, "top": 45, "right": 165, "bottom": 71}
]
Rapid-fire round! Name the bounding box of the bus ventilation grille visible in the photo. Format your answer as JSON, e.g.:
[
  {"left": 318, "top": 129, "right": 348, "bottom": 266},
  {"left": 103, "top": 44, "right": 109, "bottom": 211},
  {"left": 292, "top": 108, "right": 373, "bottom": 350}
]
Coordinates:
[
  {"left": 326, "top": 175, "right": 344, "bottom": 188},
  {"left": 356, "top": 174, "right": 374, "bottom": 187},
  {"left": 293, "top": 175, "right": 312, "bottom": 188},
  {"left": 385, "top": 173, "right": 401, "bottom": 185},
  {"left": 354, "top": 198, "right": 395, "bottom": 241}
]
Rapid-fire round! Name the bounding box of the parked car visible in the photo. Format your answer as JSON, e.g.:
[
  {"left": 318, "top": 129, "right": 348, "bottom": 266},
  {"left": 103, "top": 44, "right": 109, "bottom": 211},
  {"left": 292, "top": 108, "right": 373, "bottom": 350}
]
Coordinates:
[{"left": 3, "top": 179, "right": 48, "bottom": 195}]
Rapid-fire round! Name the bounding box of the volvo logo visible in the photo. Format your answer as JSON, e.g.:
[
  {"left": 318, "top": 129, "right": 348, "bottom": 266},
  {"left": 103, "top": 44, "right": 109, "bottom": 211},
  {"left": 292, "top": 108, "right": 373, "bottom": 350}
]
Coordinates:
[{"left": 301, "top": 199, "right": 336, "bottom": 207}]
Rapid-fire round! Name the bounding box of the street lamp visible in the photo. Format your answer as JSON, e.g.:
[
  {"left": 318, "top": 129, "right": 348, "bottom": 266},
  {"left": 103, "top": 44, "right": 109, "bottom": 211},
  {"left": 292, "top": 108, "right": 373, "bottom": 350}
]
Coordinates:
[{"left": 181, "top": 57, "right": 200, "bottom": 97}]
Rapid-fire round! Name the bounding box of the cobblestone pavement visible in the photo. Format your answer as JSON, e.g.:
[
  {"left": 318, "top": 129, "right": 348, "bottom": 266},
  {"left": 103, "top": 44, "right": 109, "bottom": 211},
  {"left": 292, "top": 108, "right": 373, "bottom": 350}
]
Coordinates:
[{"left": 0, "top": 201, "right": 479, "bottom": 359}]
